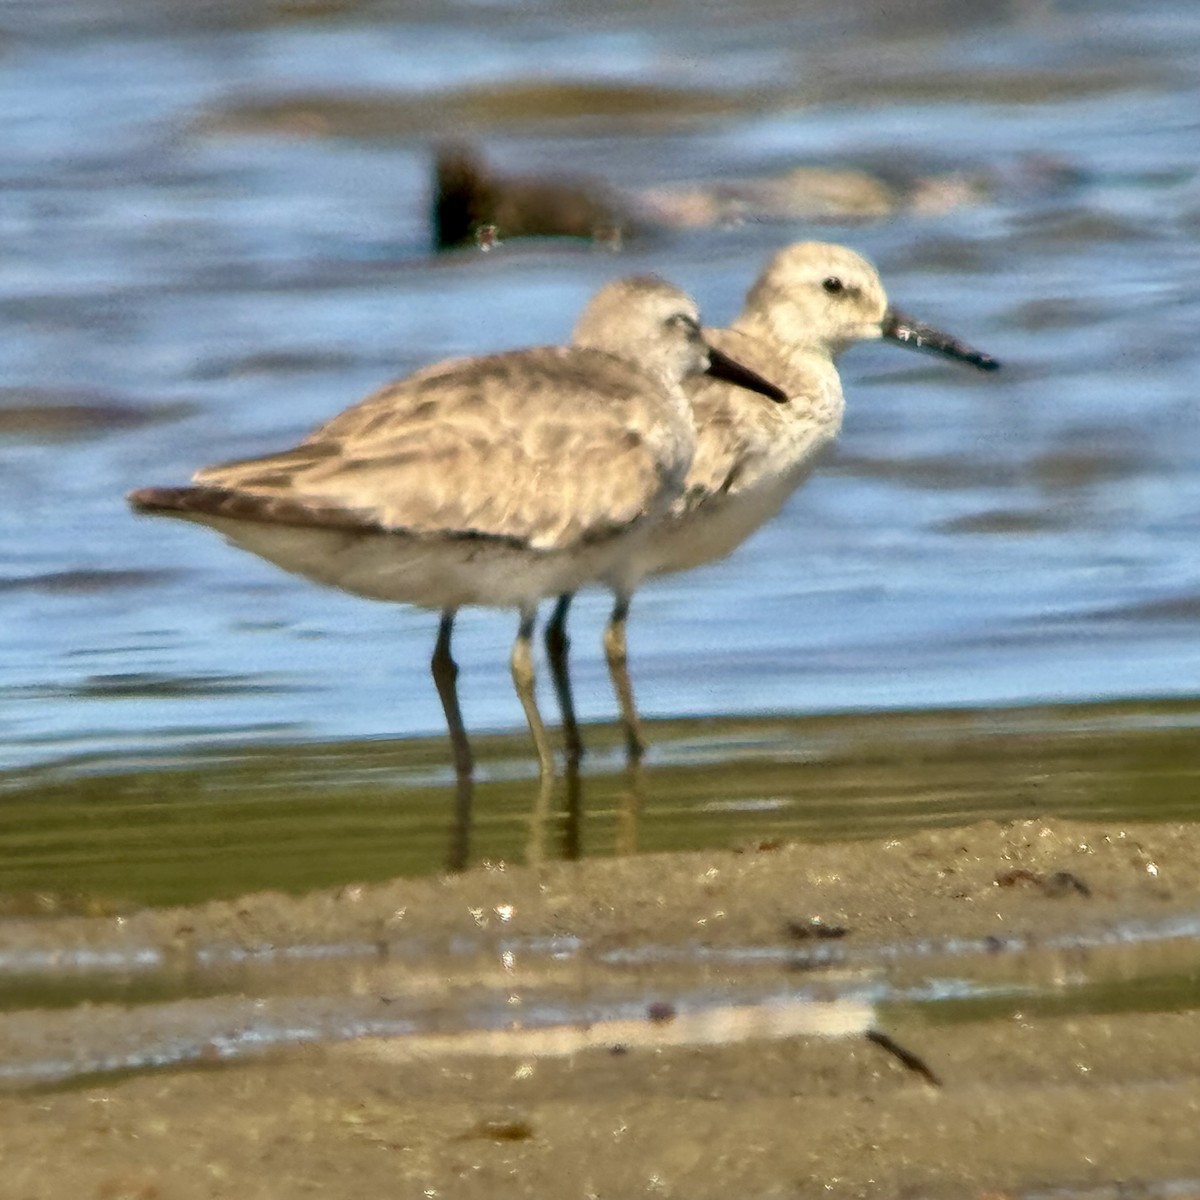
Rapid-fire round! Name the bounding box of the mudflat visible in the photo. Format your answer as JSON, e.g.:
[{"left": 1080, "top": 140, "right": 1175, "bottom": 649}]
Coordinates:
[{"left": 3, "top": 816, "right": 1199, "bottom": 1198}]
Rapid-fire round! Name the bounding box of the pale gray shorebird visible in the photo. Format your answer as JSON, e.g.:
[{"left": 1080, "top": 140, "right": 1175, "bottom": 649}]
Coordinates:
[
  {"left": 127, "top": 276, "right": 786, "bottom": 801},
  {"left": 546, "top": 242, "right": 999, "bottom": 764}
]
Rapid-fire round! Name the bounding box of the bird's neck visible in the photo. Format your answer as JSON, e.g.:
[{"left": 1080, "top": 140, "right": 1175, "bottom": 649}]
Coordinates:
[{"left": 732, "top": 308, "right": 844, "bottom": 364}]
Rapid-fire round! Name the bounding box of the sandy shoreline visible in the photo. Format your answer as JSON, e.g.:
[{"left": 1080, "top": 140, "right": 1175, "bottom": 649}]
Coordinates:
[{"left": 3, "top": 817, "right": 1200, "bottom": 1198}]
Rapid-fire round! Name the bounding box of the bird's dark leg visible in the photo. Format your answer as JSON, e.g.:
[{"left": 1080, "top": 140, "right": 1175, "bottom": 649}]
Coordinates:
[{"left": 545, "top": 592, "right": 585, "bottom": 768}]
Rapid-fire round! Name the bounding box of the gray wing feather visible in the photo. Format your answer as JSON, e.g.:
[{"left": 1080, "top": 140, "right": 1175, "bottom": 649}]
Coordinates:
[{"left": 194, "top": 346, "right": 685, "bottom": 550}]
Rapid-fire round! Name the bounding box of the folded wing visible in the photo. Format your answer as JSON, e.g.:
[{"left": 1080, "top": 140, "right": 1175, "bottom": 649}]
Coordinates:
[{"left": 190, "top": 346, "right": 690, "bottom": 551}]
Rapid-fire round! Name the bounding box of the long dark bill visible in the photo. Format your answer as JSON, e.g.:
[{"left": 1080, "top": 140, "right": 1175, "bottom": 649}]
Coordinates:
[
  {"left": 704, "top": 345, "right": 789, "bottom": 402},
  {"left": 883, "top": 307, "right": 1000, "bottom": 372}
]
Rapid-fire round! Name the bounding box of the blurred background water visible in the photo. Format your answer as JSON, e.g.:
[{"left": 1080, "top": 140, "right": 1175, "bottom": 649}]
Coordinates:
[{"left": 2, "top": 0, "right": 1199, "bottom": 896}]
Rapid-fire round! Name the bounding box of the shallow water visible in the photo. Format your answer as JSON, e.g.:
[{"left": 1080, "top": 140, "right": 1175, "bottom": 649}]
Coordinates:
[
  {"left": 4, "top": 0, "right": 1200, "bottom": 788},
  {"left": 3, "top": 698, "right": 1199, "bottom": 907},
  {"left": 1, "top": 867, "right": 1198, "bottom": 1092}
]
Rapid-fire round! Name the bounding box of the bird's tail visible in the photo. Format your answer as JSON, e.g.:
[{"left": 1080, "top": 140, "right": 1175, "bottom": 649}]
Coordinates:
[{"left": 126, "top": 485, "right": 371, "bottom": 531}]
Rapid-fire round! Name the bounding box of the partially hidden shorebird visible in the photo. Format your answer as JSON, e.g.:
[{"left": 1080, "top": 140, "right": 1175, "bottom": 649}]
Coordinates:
[
  {"left": 432, "top": 142, "right": 633, "bottom": 251},
  {"left": 545, "top": 242, "right": 1000, "bottom": 766},
  {"left": 127, "top": 275, "right": 787, "bottom": 802}
]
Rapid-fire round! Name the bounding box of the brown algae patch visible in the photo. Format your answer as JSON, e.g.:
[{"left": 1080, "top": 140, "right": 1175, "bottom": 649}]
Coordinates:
[{"left": 200, "top": 81, "right": 761, "bottom": 140}]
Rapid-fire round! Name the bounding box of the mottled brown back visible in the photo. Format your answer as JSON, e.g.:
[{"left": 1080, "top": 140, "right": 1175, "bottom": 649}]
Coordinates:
[{"left": 191, "top": 345, "right": 689, "bottom": 551}]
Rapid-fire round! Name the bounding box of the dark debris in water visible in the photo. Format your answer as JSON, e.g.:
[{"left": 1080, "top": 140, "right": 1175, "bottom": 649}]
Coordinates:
[
  {"left": 996, "top": 868, "right": 1092, "bottom": 899},
  {"left": 864, "top": 1029, "right": 942, "bottom": 1088},
  {"left": 455, "top": 1114, "right": 535, "bottom": 1143},
  {"left": 190, "top": 348, "right": 363, "bottom": 382},
  {"left": 63, "top": 672, "right": 297, "bottom": 701},
  {"left": 0, "top": 389, "right": 196, "bottom": 442},
  {"left": 1086, "top": 594, "right": 1200, "bottom": 624},
  {"left": 936, "top": 509, "right": 1067, "bottom": 536},
  {"left": 0, "top": 569, "right": 181, "bottom": 596},
  {"left": 1016, "top": 206, "right": 1160, "bottom": 246},
  {"left": 829, "top": 450, "right": 1019, "bottom": 490},
  {"left": 785, "top": 918, "right": 849, "bottom": 941}
]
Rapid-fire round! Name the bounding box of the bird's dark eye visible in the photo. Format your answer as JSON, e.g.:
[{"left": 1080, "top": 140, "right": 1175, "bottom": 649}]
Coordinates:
[
  {"left": 822, "top": 277, "right": 845, "bottom": 296},
  {"left": 668, "top": 312, "right": 701, "bottom": 334}
]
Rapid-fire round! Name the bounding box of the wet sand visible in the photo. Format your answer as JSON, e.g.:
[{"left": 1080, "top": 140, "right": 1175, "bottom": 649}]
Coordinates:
[{"left": 4, "top": 816, "right": 1200, "bottom": 1198}]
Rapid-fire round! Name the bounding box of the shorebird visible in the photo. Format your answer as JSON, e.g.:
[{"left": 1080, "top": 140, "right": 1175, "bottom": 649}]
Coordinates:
[
  {"left": 545, "top": 242, "right": 1000, "bottom": 764},
  {"left": 128, "top": 275, "right": 786, "bottom": 796},
  {"left": 432, "top": 142, "right": 632, "bottom": 250}
]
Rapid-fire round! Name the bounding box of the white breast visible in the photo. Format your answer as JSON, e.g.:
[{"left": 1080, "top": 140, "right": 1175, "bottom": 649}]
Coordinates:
[{"left": 626, "top": 352, "right": 844, "bottom": 580}]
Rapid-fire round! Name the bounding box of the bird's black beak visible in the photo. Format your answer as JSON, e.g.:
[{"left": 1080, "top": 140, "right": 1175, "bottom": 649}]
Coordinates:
[
  {"left": 704, "top": 345, "right": 789, "bottom": 402},
  {"left": 882, "top": 307, "right": 1000, "bottom": 372}
]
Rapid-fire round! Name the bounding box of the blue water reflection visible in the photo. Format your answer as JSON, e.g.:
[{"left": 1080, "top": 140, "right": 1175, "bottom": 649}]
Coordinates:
[{"left": 3, "top": 0, "right": 1200, "bottom": 770}]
